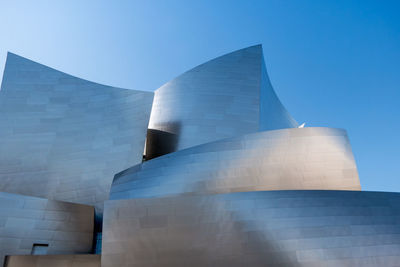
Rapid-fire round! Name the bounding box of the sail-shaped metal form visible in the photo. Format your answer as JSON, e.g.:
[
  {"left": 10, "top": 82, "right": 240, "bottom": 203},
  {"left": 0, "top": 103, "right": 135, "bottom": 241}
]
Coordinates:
[
  {"left": 0, "top": 46, "right": 398, "bottom": 267},
  {"left": 99, "top": 46, "right": 400, "bottom": 267},
  {"left": 145, "top": 45, "right": 298, "bottom": 159}
]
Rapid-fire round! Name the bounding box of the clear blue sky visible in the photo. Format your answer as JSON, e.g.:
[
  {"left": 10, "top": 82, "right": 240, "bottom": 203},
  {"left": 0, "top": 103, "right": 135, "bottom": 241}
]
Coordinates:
[{"left": 0, "top": 0, "right": 399, "bottom": 192}]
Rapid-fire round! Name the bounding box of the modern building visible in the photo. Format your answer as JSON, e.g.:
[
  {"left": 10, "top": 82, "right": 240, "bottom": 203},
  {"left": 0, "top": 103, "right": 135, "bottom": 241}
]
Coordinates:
[
  {"left": 0, "top": 45, "right": 399, "bottom": 267},
  {"left": 0, "top": 53, "right": 154, "bottom": 216}
]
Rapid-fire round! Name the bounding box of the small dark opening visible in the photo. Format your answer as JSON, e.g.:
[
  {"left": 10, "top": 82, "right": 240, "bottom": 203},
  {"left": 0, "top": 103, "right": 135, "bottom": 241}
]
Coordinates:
[{"left": 31, "top": 243, "right": 49, "bottom": 255}]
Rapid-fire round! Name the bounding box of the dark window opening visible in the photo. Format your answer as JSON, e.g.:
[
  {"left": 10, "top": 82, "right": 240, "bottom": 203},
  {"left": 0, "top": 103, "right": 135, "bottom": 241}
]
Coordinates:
[{"left": 31, "top": 243, "right": 49, "bottom": 255}]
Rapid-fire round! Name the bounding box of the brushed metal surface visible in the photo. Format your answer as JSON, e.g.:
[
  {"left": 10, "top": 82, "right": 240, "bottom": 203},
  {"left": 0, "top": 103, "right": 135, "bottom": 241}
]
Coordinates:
[
  {"left": 111, "top": 127, "right": 360, "bottom": 200},
  {"left": 103, "top": 190, "right": 400, "bottom": 267},
  {"left": 146, "top": 45, "right": 298, "bottom": 159},
  {"left": 1, "top": 45, "right": 393, "bottom": 267},
  {"left": 0, "top": 192, "right": 94, "bottom": 265},
  {"left": 0, "top": 53, "right": 154, "bottom": 215},
  {"left": 101, "top": 45, "right": 375, "bottom": 267}
]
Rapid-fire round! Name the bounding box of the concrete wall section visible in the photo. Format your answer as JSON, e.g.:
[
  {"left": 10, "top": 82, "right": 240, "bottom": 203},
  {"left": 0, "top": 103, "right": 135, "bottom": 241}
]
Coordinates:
[{"left": 5, "top": 255, "right": 100, "bottom": 267}]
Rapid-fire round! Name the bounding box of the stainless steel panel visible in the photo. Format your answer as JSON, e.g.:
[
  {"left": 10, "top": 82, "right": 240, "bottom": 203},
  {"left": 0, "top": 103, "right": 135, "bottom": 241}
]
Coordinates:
[
  {"left": 146, "top": 45, "right": 298, "bottom": 159},
  {"left": 102, "top": 190, "right": 400, "bottom": 267},
  {"left": 0, "top": 53, "right": 154, "bottom": 215},
  {"left": 111, "top": 127, "right": 360, "bottom": 200},
  {"left": 1, "top": 46, "right": 389, "bottom": 267},
  {"left": 102, "top": 45, "right": 369, "bottom": 267},
  {"left": 0, "top": 192, "right": 94, "bottom": 265}
]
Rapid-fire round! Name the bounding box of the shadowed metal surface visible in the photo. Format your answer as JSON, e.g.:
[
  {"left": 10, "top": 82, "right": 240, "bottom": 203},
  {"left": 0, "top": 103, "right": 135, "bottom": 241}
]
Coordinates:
[
  {"left": 111, "top": 127, "right": 360, "bottom": 200},
  {"left": 0, "top": 192, "right": 94, "bottom": 265},
  {"left": 103, "top": 190, "right": 400, "bottom": 267},
  {"left": 146, "top": 45, "right": 297, "bottom": 159},
  {"left": 1, "top": 45, "right": 391, "bottom": 267},
  {"left": 0, "top": 53, "right": 154, "bottom": 214},
  {"left": 5, "top": 255, "right": 100, "bottom": 267}
]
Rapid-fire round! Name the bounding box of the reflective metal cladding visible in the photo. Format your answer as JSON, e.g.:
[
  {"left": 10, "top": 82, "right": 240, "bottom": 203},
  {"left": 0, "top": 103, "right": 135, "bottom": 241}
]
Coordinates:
[
  {"left": 146, "top": 45, "right": 298, "bottom": 159},
  {"left": 111, "top": 127, "right": 360, "bottom": 200},
  {"left": 0, "top": 53, "right": 154, "bottom": 214},
  {"left": 103, "top": 191, "right": 400, "bottom": 267},
  {"left": 0, "top": 45, "right": 397, "bottom": 267},
  {"left": 101, "top": 45, "right": 384, "bottom": 267},
  {"left": 0, "top": 192, "right": 94, "bottom": 264}
]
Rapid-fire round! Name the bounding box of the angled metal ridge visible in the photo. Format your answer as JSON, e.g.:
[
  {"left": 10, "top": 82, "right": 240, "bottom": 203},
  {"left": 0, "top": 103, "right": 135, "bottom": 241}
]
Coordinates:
[
  {"left": 2, "top": 51, "right": 151, "bottom": 93},
  {"left": 146, "top": 45, "right": 298, "bottom": 159}
]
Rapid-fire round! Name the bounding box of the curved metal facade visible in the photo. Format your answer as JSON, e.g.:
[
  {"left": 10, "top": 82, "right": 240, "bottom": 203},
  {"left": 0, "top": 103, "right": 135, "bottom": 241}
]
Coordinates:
[
  {"left": 100, "top": 45, "right": 377, "bottom": 267},
  {"left": 146, "top": 45, "right": 297, "bottom": 159},
  {"left": 111, "top": 127, "right": 360, "bottom": 200},
  {"left": 0, "top": 192, "right": 94, "bottom": 265},
  {"left": 0, "top": 46, "right": 397, "bottom": 267},
  {"left": 0, "top": 53, "right": 153, "bottom": 214},
  {"left": 103, "top": 190, "right": 400, "bottom": 267}
]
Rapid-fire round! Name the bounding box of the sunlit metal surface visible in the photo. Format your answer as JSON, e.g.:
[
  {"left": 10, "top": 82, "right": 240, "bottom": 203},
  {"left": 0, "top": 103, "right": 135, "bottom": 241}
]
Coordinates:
[
  {"left": 0, "top": 45, "right": 393, "bottom": 267},
  {"left": 0, "top": 192, "right": 94, "bottom": 265},
  {"left": 146, "top": 45, "right": 297, "bottom": 159},
  {"left": 100, "top": 45, "right": 375, "bottom": 267},
  {"left": 0, "top": 53, "right": 154, "bottom": 214},
  {"left": 103, "top": 190, "right": 400, "bottom": 267},
  {"left": 111, "top": 127, "right": 360, "bottom": 200}
]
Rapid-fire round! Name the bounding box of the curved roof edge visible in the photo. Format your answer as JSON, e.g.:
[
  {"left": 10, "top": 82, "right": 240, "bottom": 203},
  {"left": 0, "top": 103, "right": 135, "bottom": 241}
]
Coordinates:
[
  {"left": 2, "top": 52, "right": 153, "bottom": 95},
  {"left": 154, "top": 44, "right": 263, "bottom": 93}
]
